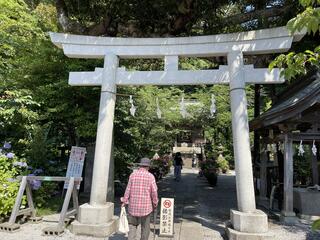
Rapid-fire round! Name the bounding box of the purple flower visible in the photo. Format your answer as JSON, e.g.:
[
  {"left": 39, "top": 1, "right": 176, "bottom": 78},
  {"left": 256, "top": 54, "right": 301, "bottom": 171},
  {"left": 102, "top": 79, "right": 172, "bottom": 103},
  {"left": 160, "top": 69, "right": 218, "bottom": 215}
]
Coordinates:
[
  {"left": 28, "top": 174, "right": 41, "bottom": 190},
  {"left": 6, "top": 152, "right": 15, "bottom": 158},
  {"left": 33, "top": 168, "right": 43, "bottom": 175},
  {"left": 3, "top": 142, "right": 11, "bottom": 149},
  {"left": 13, "top": 161, "right": 27, "bottom": 167},
  {"left": 31, "top": 180, "right": 41, "bottom": 190}
]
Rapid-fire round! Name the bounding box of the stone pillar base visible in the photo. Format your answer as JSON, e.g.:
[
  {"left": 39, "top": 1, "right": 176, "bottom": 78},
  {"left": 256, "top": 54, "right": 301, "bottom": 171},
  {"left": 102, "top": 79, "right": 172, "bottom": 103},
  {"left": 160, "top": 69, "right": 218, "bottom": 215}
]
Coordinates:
[
  {"left": 71, "top": 216, "right": 118, "bottom": 237},
  {"left": 231, "top": 209, "right": 268, "bottom": 233},
  {"left": 71, "top": 202, "right": 119, "bottom": 237},
  {"left": 226, "top": 209, "right": 273, "bottom": 240},
  {"left": 280, "top": 211, "right": 298, "bottom": 224},
  {"left": 226, "top": 227, "right": 274, "bottom": 240}
]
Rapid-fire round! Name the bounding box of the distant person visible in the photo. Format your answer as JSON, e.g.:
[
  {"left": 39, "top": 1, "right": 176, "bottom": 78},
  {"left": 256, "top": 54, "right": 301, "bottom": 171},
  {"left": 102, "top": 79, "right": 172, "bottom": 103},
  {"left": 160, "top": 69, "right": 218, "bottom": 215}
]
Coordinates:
[
  {"left": 174, "top": 152, "right": 183, "bottom": 181},
  {"left": 121, "top": 158, "right": 158, "bottom": 240}
]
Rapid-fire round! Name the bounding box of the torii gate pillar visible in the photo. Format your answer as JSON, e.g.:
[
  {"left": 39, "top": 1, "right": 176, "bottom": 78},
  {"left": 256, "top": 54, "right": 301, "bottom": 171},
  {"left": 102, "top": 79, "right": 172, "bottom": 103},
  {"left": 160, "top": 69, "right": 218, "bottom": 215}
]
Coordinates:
[
  {"left": 71, "top": 54, "right": 119, "bottom": 236},
  {"left": 50, "top": 27, "right": 305, "bottom": 239},
  {"left": 226, "top": 50, "right": 272, "bottom": 238}
]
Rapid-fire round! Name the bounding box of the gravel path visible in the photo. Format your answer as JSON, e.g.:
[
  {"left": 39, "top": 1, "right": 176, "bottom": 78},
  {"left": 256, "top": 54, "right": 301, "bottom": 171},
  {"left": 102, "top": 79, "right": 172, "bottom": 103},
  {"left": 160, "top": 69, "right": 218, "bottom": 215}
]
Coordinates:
[{"left": 0, "top": 168, "right": 319, "bottom": 239}]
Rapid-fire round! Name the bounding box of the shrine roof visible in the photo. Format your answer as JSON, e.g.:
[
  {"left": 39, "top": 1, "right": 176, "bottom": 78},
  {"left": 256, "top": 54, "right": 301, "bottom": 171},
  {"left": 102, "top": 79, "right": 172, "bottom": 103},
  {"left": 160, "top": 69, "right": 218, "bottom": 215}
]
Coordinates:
[{"left": 250, "top": 72, "right": 320, "bottom": 130}]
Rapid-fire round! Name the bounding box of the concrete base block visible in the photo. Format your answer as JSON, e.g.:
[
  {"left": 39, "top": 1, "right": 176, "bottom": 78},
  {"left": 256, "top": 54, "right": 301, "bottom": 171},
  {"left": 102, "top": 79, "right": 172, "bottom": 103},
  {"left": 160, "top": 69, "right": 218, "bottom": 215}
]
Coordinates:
[
  {"left": 0, "top": 223, "right": 20, "bottom": 233},
  {"left": 71, "top": 216, "right": 119, "bottom": 237},
  {"left": 29, "top": 216, "right": 43, "bottom": 223},
  {"left": 227, "top": 227, "right": 274, "bottom": 240},
  {"left": 42, "top": 226, "right": 65, "bottom": 236},
  {"left": 231, "top": 209, "right": 268, "bottom": 233},
  {"left": 78, "top": 203, "right": 114, "bottom": 224},
  {"left": 280, "top": 211, "right": 298, "bottom": 224}
]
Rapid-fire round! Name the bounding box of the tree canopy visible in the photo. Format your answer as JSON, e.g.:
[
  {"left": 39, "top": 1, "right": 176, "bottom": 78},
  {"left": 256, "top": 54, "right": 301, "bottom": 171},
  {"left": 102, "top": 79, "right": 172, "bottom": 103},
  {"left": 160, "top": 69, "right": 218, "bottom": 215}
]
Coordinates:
[{"left": 0, "top": 0, "right": 319, "bottom": 178}]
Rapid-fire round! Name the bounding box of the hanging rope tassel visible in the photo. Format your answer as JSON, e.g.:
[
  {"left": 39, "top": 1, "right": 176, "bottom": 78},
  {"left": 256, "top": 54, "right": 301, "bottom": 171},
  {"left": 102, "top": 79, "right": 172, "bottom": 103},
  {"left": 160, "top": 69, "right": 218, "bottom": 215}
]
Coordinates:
[
  {"left": 298, "top": 140, "right": 305, "bottom": 156},
  {"left": 278, "top": 141, "right": 284, "bottom": 153},
  {"left": 210, "top": 94, "right": 216, "bottom": 117},
  {"left": 180, "top": 96, "right": 187, "bottom": 118},
  {"left": 312, "top": 140, "right": 317, "bottom": 156},
  {"left": 129, "top": 95, "right": 136, "bottom": 116},
  {"left": 156, "top": 97, "right": 162, "bottom": 119}
]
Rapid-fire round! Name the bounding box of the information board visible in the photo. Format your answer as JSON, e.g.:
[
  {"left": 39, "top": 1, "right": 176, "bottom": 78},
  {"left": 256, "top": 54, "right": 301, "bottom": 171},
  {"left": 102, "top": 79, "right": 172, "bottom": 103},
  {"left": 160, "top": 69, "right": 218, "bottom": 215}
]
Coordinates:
[
  {"left": 159, "top": 197, "right": 174, "bottom": 237},
  {"left": 64, "top": 146, "right": 86, "bottom": 189}
]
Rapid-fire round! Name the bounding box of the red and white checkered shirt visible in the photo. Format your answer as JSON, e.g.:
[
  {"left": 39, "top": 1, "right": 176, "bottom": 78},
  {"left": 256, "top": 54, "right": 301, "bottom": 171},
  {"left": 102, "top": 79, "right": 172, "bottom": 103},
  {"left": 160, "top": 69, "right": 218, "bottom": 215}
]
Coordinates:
[{"left": 121, "top": 168, "right": 158, "bottom": 217}]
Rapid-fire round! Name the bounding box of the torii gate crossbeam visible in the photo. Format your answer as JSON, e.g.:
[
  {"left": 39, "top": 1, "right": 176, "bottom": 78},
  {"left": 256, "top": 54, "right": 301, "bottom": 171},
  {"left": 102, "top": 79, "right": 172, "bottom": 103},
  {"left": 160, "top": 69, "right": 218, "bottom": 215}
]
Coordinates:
[{"left": 50, "top": 26, "right": 305, "bottom": 239}]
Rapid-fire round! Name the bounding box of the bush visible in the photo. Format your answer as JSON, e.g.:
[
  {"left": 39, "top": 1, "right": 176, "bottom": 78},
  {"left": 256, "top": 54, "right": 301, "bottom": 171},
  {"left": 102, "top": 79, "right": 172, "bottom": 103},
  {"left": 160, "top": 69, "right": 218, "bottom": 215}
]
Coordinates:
[
  {"left": 199, "top": 159, "right": 218, "bottom": 186},
  {"left": 312, "top": 219, "right": 320, "bottom": 231},
  {"left": 149, "top": 154, "right": 171, "bottom": 181},
  {"left": 216, "top": 154, "right": 229, "bottom": 173},
  {"left": 0, "top": 143, "right": 27, "bottom": 218},
  {"left": 203, "top": 168, "right": 218, "bottom": 186},
  {"left": 32, "top": 182, "right": 59, "bottom": 208}
]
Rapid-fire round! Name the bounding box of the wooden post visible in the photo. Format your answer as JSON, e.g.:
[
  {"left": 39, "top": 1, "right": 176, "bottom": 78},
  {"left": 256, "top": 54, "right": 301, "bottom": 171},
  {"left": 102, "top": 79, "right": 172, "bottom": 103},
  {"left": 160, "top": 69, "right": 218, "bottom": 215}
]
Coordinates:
[
  {"left": 25, "top": 182, "right": 36, "bottom": 218},
  {"left": 8, "top": 177, "right": 27, "bottom": 224},
  {"left": 58, "top": 177, "right": 75, "bottom": 228},
  {"left": 311, "top": 150, "right": 319, "bottom": 185},
  {"left": 259, "top": 149, "right": 268, "bottom": 200},
  {"left": 281, "top": 134, "right": 297, "bottom": 223}
]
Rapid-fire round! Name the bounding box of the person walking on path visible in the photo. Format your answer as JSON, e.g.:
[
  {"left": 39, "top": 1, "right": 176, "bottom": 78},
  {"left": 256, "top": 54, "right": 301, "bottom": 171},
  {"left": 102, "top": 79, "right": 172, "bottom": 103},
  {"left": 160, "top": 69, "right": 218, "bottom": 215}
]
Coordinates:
[
  {"left": 121, "top": 157, "right": 159, "bottom": 240},
  {"left": 174, "top": 152, "right": 183, "bottom": 181}
]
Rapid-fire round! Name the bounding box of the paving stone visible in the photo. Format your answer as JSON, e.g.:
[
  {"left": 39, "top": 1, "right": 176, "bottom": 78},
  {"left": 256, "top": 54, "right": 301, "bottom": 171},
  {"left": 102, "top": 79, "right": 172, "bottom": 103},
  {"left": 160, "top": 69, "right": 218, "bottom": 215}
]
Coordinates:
[{"left": 1, "top": 168, "right": 318, "bottom": 240}]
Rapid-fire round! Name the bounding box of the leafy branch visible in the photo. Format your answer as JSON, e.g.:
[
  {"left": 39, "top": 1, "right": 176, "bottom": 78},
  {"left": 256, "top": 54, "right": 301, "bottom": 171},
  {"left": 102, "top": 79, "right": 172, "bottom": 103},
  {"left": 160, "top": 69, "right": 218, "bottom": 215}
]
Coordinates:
[{"left": 270, "top": 0, "right": 320, "bottom": 80}]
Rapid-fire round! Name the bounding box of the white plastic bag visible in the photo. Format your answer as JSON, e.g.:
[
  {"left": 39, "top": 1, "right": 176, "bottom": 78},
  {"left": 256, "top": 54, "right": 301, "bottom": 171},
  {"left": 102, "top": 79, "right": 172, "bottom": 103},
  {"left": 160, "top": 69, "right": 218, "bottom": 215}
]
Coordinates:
[{"left": 118, "top": 206, "right": 129, "bottom": 235}]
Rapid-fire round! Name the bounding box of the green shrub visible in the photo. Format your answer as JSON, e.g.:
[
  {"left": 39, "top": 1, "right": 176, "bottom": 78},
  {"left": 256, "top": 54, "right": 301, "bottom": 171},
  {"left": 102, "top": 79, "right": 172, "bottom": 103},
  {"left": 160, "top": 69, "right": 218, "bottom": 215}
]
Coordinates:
[
  {"left": 33, "top": 182, "right": 59, "bottom": 208},
  {"left": 200, "top": 160, "right": 218, "bottom": 186},
  {"left": 150, "top": 154, "right": 171, "bottom": 181},
  {"left": 0, "top": 147, "right": 27, "bottom": 218},
  {"left": 199, "top": 159, "right": 216, "bottom": 171},
  {"left": 216, "top": 154, "right": 229, "bottom": 173},
  {"left": 203, "top": 169, "right": 218, "bottom": 186},
  {"left": 312, "top": 219, "right": 320, "bottom": 231}
]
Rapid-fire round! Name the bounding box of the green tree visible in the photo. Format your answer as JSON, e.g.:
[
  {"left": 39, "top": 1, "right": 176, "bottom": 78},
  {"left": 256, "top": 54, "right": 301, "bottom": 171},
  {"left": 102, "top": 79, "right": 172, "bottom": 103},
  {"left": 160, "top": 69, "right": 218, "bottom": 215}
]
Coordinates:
[{"left": 270, "top": 0, "right": 320, "bottom": 79}]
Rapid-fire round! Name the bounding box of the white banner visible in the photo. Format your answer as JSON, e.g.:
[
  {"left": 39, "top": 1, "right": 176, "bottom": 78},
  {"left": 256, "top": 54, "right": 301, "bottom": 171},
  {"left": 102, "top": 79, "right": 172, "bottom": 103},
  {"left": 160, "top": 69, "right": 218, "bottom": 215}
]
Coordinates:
[
  {"left": 159, "top": 198, "right": 174, "bottom": 237},
  {"left": 64, "top": 146, "right": 86, "bottom": 189}
]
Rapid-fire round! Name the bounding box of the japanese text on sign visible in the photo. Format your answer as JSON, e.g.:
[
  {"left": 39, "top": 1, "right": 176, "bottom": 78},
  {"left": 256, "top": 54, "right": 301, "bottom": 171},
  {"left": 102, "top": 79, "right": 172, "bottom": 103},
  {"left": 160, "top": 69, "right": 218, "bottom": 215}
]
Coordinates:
[
  {"left": 159, "top": 198, "right": 174, "bottom": 236},
  {"left": 64, "top": 146, "right": 86, "bottom": 189}
]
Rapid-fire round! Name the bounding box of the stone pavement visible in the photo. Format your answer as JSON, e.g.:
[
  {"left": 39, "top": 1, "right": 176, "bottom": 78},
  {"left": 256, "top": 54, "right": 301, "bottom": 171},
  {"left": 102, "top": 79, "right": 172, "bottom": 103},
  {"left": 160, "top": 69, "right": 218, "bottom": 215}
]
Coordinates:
[
  {"left": 157, "top": 168, "right": 235, "bottom": 240},
  {"left": 110, "top": 168, "right": 235, "bottom": 240},
  {"left": 112, "top": 168, "right": 320, "bottom": 240},
  {"left": 1, "top": 168, "right": 319, "bottom": 240}
]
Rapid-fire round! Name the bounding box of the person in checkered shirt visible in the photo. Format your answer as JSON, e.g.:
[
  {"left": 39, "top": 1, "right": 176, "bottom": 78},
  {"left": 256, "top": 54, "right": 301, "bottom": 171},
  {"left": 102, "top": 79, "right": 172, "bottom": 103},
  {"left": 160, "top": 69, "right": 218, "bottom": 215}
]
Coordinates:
[{"left": 121, "top": 157, "right": 159, "bottom": 240}]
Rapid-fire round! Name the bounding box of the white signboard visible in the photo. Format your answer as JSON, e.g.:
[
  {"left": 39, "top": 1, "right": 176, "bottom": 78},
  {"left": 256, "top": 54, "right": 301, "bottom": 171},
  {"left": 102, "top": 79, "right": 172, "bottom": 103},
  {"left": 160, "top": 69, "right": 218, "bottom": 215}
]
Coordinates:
[
  {"left": 159, "top": 198, "right": 174, "bottom": 237},
  {"left": 64, "top": 146, "right": 86, "bottom": 189}
]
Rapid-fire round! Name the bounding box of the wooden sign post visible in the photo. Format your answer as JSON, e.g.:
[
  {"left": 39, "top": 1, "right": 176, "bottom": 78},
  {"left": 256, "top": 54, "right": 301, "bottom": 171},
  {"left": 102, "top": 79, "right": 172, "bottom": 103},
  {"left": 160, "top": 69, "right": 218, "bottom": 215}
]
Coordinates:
[{"left": 64, "top": 146, "right": 86, "bottom": 189}]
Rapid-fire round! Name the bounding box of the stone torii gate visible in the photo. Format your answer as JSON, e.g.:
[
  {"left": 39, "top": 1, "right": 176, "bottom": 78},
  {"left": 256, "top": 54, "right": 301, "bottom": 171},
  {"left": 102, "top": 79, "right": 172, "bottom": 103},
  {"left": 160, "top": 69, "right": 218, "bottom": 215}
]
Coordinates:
[{"left": 50, "top": 27, "right": 305, "bottom": 239}]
